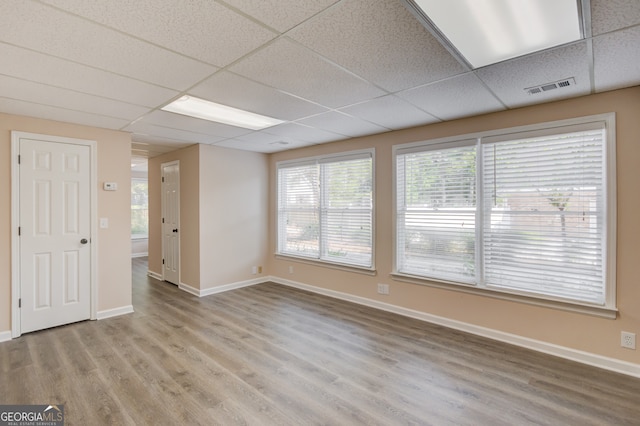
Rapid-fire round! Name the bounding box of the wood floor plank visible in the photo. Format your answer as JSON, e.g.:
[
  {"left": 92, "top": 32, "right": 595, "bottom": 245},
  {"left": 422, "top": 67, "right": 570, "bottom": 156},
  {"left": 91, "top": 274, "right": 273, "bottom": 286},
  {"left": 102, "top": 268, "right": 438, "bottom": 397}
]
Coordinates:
[{"left": 2, "top": 257, "right": 640, "bottom": 425}]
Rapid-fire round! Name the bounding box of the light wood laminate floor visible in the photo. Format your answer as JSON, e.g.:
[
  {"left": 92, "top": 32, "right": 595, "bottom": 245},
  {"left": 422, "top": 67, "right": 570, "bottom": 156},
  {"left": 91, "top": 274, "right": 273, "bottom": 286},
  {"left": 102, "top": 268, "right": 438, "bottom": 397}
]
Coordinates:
[{"left": 1, "top": 257, "right": 640, "bottom": 425}]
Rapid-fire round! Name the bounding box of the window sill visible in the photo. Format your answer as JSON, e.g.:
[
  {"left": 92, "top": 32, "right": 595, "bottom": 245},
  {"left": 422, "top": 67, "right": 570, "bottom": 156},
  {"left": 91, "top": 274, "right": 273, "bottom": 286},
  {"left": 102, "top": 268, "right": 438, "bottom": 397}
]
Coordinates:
[
  {"left": 390, "top": 272, "right": 618, "bottom": 319},
  {"left": 275, "top": 254, "right": 377, "bottom": 276}
]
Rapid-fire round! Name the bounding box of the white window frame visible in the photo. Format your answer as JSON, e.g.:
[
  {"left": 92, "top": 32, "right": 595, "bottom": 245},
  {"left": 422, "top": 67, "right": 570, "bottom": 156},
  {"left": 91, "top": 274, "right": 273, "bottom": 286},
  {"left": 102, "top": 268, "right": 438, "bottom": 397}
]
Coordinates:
[
  {"left": 392, "top": 114, "right": 616, "bottom": 317},
  {"left": 276, "top": 149, "right": 375, "bottom": 273}
]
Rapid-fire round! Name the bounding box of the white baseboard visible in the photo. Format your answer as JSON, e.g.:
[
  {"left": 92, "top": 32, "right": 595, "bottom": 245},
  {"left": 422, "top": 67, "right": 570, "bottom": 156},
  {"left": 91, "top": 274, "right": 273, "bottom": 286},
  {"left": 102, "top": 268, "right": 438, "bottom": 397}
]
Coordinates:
[
  {"left": 97, "top": 305, "right": 134, "bottom": 320},
  {"left": 132, "top": 252, "right": 148, "bottom": 258},
  {"left": 0, "top": 330, "right": 12, "bottom": 342},
  {"left": 268, "top": 276, "right": 640, "bottom": 379},
  {"left": 147, "top": 270, "right": 163, "bottom": 281},
  {"left": 180, "top": 277, "right": 267, "bottom": 297}
]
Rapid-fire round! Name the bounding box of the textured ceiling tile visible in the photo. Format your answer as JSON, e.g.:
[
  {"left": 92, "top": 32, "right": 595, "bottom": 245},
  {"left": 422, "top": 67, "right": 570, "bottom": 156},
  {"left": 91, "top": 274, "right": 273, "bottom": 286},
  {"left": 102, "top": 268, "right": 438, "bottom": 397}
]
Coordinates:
[
  {"left": 229, "top": 38, "right": 386, "bottom": 108},
  {"left": 476, "top": 42, "right": 591, "bottom": 108},
  {"left": 130, "top": 136, "right": 194, "bottom": 156},
  {"left": 339, "top": 95, "right": 440, "bottom": 130},
  {"left": 591, "top": 0, "right": 640, "bottom": 35},
  {"left": 212, "top": 138, "right": 295, "bottom": 153},
  {"left": 296, "top": 111, "right": 388, "bottom": 138},
  {"left": 287, "top": 0, "right": 466, "bottom": 92},
  {"left": 41, "top": 0, "right": 276, "bottom": 67},
  {"left": 263, "top": 122, "right": 345, "bottom": 144},
  {"left": 0, "top": 74, "right": 149, "bottom": 120},
  {"left": 140, "top": 110, "right": 254, "bottom": 139},
  {"left": 398, "top": 73, "right": 505, "bottom": 120},
  {"left": 190, "top": 71, "right": 328, "bottom": 121},
  {"left": 0, "top": 43, "right": 179, "bottom": 107},
  {"left": 124, "top": 121, "right": 226, "bottom": 145},
  {"left": 0, "top": 1, "right": 216, "bottom": 89},
  {"left": 234, "top": 131, "right": 291, "bottom": 145},
  {"left": 0, "top": 97, "right": 130, "bottom": 129},
  {"left": 222, "top": 0, "right": 339, "bottom": 32},
  {"left": 593, "top": 26, "right": 640, "bottom": 91}
]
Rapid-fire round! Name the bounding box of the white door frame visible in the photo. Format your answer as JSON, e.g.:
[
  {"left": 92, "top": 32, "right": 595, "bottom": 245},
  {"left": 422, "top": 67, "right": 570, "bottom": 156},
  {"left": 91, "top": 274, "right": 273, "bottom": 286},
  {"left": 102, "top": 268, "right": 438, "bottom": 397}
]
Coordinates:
[{"left": 10, "top": 131, "right": 98, "bottom": 338}]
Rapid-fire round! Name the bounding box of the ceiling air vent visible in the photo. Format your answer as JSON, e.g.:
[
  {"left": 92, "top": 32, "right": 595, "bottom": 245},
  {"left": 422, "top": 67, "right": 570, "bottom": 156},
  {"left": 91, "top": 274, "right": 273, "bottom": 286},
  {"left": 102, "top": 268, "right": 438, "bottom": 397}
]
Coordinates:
[{"left": 525, "top": 77, "right": 575, "bottom": 95}]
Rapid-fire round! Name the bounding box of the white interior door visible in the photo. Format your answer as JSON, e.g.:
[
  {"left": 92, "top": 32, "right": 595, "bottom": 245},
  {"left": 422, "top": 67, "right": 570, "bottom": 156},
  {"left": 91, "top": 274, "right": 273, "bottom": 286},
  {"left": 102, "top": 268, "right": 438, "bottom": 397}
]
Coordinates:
[
  {"left": 161, "top": 161, "right": 180, "bottom": 285},
  {"left": 18, "top": 136, "right": 92, "bottom": 334}
]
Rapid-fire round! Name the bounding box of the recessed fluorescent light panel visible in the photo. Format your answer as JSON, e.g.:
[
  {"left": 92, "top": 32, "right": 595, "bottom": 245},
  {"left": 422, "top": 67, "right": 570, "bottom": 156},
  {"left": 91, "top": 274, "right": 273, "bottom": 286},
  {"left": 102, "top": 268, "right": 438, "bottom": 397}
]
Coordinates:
[
  {"left": 161, "top": 95, "right": 285, "bottom": 130},
  {"left": 407, "top": 0, "right": 583, "bottom": 68}
]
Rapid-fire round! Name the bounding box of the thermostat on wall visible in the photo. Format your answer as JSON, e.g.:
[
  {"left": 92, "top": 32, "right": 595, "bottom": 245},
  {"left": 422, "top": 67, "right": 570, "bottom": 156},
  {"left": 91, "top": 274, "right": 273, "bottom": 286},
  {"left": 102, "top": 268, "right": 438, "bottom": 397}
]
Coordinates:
[{"left": 103, "top": 182, "right": 118, "bottom": 191}]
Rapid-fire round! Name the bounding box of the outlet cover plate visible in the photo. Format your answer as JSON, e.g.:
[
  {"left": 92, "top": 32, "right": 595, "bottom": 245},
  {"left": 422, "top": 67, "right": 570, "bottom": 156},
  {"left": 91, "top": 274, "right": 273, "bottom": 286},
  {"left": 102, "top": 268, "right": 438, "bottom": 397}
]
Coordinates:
[{"left": 621, "top": 331, "right": 636, "bottom": 349}]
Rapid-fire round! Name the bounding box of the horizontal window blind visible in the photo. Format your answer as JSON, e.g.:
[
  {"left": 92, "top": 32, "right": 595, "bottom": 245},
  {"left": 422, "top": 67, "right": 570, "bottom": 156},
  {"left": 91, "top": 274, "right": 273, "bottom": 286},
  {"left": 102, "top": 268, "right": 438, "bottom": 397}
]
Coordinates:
[
  {"left": 397, "top": 145, "right": 477, "bottom": 283},
  {"left": 278, "top": 151, "right": 373, "bottom": 268},
  {"left": 395, "top": 117, "right": 612, "bottom": 307},
  {"left": 278, "top": 163, "right": 319, "bottom": 259},
  {"left": 482, "top": 129, "right": 605, "bottom": 304}
]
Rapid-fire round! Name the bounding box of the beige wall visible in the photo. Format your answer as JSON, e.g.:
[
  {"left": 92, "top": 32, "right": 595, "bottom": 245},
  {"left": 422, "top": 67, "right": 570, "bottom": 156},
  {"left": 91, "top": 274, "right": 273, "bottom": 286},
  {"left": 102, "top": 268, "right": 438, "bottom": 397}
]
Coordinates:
[
  {"left": 267, "top": 87, "right": 640, "bottom": 364},
  {"left": 199, "top": 144, "right": 269, "bottom": 288},
  {"left": 0, "top": 112, "right": 132, "bottom": 332},
  {"left": 148, "top": 144, "right": 269, "bottom": 291}
]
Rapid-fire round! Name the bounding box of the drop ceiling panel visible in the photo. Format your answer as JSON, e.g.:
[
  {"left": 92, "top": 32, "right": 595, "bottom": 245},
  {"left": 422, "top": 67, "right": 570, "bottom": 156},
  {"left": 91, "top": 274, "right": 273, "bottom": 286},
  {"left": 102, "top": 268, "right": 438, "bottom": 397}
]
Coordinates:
[
  {"left": 0, "top": 74, "right": 149, "bottom": 120},
  {"left": 591, "top": 0, "right": 640, "bottom": 35},
  {"left": 234, "top": 131, "right": 293, "bottom": 145},
  {"left": 124, "top": 121, "right": 226, "bottom": 145},
  {"left": 0, "top": 43, "right": 179, "bottom": 107},
  {"left": 398, "top": 73, "right": 505, "bottom": 120},
  {"left": 131, "top": 135, "right": 193, "bottom": 148},
  {"left": 213, "top": 138, "right": 304, "bottom": 153},
  {"left": 139, "top": 110, "right": 254, "bottom": 139},
  {"left": 287, "top": 0, "right": 467, "bottom": 92},
  {"left": 229, "top": 37, "right": 386, "bottom": 108},
  {"left": 131, "top": 136, "right": 195, "bottom": 156},
  {"left": 41, "top": 0, "right": 277, "bottom": 67},
  {"left": 264, "top": 122, "right": 345, "bottom": 144},
  {"left": 0, "top": 1, "right": 217, "bottom": 89},
  {"left": 296, "top": 111, "right": 388, "bottom": 138},
  {"left": 339, "top": 95, "right": 440, "bottom": 130},
  {"left": 223, "top": 0, "right": 340, "bottom": 32},
  {"left": 0, "top": 97, "right": 130, "bottom": 129},
  {"left": 190, "top": 71, "right": 328, "bottom": 121},
  {"left": 476, "top": 42, "right": 591, "bottom": 108},
  {"left": 593, "top": 26, "right": 640, "bottom": 91}
]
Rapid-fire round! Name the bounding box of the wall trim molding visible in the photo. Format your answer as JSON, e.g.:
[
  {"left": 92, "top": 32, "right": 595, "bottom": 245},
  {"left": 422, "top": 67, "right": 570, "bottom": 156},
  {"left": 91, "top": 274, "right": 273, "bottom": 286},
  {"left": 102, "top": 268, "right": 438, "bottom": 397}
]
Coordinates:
[
  {"left": 267, "top": 275, "right": 640, "bottom": 379},
  {"left": 147, "top": 270, "right": 163, "bottom": 281},
  {"left": 178, "top": 282, "right": 200, "bottom": 297},
  {"left": 0, "top": 330, "right": 12, "bottom": 343},
  {"left": 180, "top": 277, "right": 267, "bottom": 298},
  {"left": 132, "top": 252, "right": 149, "bottom": 258},
  {"left": 96, "top": 305, "right": 134, "bottom": 320}
]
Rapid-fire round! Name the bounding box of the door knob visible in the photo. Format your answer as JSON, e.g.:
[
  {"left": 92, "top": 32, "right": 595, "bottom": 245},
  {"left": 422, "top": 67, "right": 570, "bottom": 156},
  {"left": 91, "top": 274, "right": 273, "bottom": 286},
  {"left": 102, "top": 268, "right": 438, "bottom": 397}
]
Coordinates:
[{"left": 80, "top": 238, "right": 88, "bottom": 244}]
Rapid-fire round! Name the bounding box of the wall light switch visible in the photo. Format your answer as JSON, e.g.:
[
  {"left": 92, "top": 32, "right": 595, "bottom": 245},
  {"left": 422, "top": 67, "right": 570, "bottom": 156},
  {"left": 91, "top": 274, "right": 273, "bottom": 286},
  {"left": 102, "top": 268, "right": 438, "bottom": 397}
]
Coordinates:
[
  {"left": 103, "top": 182, "right": 117, "bottom": 191},
  {"left": 100, "top": 218, "right": 109, "bottom": 229}
]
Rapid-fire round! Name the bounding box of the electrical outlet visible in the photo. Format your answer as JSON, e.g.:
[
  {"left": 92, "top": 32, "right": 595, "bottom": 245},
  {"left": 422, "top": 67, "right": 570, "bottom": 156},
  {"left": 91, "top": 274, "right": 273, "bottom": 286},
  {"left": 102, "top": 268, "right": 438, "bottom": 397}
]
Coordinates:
[
  {"left": 621, "top": 331, "right": 636, "bottom": 349},
  {"left": 251, "top": 266, "right": 257, "bottom": 275},
  {"left": 377, "top": 283, "right": 389, "bottom": 295},
  {"left": 258, "top": 266, "right": 262, "bottom": 274}
]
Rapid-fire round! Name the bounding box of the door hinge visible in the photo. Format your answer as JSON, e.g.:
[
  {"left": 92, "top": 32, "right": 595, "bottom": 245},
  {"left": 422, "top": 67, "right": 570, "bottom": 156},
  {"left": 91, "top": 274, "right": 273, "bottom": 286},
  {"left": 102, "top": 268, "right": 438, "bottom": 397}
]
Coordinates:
[
  {"left": 17, "top": 154, "right": 21, "bottom": 164},
  {"left": 18, "top": 226, "right": 21, "bottom": 236},
  {"left": 162, "top": 217, "right": 165, "bottom": 224},
  {"left": 162, "top": 177, "right": 165, "bottom": 183},
  {"left": 18, "top": 298, "right": 21, "bottom": 308},
  {"left": 162, "top": 259, "right": 165, "bottom": 265}
]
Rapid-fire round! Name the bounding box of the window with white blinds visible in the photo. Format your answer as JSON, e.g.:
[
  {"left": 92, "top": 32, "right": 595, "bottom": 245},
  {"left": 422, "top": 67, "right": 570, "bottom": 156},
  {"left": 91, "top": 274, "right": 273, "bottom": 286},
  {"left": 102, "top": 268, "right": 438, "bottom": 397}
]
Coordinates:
[
  {"left": 277, "top": 150, "right": 373, "bottom": 268},
  {"left": 395, "top": 116, "right": 615, "bottom": 308}
]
